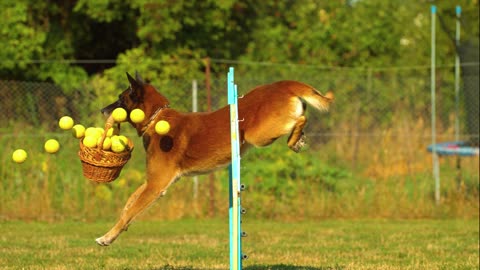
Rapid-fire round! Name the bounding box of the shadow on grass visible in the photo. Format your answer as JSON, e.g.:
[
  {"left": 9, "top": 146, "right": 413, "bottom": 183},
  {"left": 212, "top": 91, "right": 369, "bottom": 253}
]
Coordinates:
[{"left": 152, "top": 264, "right": 344, "bottom": 270}]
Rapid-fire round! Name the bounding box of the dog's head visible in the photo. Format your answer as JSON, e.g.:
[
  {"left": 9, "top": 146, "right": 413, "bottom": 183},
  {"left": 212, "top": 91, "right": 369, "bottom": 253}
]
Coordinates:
[
  {"left": 101, "top": 72, "right": 147, "bottom": 117},
  {"left": 101, "top": 72, "right": 170, "bottom": 132}
]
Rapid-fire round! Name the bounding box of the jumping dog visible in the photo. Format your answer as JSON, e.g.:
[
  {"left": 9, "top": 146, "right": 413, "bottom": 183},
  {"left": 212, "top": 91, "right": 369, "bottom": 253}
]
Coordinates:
[{"left": 96, "top": 72, "right": 333, "bottom": 246}]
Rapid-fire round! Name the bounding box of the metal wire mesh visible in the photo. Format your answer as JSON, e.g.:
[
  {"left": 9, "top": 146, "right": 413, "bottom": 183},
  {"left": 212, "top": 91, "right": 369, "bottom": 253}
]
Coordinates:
[{"left": 1, "top": 63, "right": 478, "bottom": 143}]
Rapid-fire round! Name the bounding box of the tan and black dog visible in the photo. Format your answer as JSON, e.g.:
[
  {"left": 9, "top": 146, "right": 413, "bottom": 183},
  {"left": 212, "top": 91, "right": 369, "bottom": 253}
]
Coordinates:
[{"left": 96, "top": 72, "right": 333, "bottom": 246}]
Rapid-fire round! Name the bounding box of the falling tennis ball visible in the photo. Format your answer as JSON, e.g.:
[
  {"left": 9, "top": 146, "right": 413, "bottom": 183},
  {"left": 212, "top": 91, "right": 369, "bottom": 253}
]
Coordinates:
[
  {"left": 155, "top": 120, "right": 170, "bottom": 135},
  {"left": 58, "top": 116, "right": 74, "bottom": 130},
  {"left": 97, "top": 136, "right": 112, "bottom": 150},
  {"left": 83, "top": 135, "right": 98, "bottom": 148},
  {"left": 12, "top": 149, "right": 28, "bottom": 163},
  {"left": 130, "top": 108, "right": 145, "bottom": 123},
  {"left": 112, "top": 108, "right": 127, "bottom": 122},
  {"left": 44, "top": 139, "right": 60, "bottom": 153},
  {"left": 72, "top": 124, "right": 86, "bottom": 139},
  {"left": 111, "top": 136, "right": 126, "bottom": 153}
]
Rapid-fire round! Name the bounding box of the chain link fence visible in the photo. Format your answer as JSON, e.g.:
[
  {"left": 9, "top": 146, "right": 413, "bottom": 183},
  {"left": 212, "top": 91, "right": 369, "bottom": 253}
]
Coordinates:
[
  {"left": 0, "top": 62, "right": 478, "bottom": 221},
  {"left": 1, "top": 62, "right": 478, "bottom": 152}
]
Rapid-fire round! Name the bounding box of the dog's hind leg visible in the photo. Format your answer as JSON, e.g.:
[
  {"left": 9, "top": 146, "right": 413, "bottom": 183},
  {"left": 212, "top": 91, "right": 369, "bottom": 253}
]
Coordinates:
[
  {"left": 287, "top": 115, "right": 307, "bottom": 153},
  {"left": 95, "top": 175, "right": 176, "bottom": 246}
]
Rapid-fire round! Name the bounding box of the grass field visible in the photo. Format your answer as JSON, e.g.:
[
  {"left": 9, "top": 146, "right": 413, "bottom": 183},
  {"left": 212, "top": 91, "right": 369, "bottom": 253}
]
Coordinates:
[{"left": 0, "top": 219, "right": 478, "bottom": 270}]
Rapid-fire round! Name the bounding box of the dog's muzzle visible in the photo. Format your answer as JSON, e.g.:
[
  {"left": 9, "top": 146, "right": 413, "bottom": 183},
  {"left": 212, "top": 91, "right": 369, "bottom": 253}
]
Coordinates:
[{"left": 101, "top": 101, "right": 122, "bottom": 117}]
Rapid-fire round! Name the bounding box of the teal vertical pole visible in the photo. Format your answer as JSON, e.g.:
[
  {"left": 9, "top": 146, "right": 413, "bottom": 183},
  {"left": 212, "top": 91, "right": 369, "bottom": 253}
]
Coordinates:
[
  {"left": 431, "top": 5, "right": 440, "bottom": 205},
  {"left": 228, "top": 68, "right": 236, "bottom": 270},
  {"left": 228, "top": 67, "right": 242, "bottom": 270},
  {"left": 228, "top": 162, "right": 234, "bottom": 270},
  {"left": 454, "top": 6, "right": 461, "bottom": 142}
]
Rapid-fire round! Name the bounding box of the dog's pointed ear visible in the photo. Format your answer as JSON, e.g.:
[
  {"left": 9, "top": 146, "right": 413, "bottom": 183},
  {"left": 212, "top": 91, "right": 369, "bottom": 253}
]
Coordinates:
[
  {"left": 135, "top": 71, "right": 145, "bottom": 85},
  {"left": 126, "top": 72, "right": 145, "bottom": 101},
  {"left": 127, "top": 72, "right": 142, "bottom": 90}
]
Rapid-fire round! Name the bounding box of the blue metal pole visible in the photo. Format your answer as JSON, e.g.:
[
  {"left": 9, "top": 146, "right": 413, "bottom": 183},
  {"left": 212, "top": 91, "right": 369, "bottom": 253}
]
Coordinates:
[{"left": 228, "top": 67, "right": 242, "bottom": 270}]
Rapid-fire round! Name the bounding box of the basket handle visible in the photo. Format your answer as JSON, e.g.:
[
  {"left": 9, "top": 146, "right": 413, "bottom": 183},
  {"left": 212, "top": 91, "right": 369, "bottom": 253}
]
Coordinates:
[
  {"left": 97, "top": 115, "right": 117, "bottom": 150},
  {"left": 94, "top": 115, "right": 117, "bottom": 161}
]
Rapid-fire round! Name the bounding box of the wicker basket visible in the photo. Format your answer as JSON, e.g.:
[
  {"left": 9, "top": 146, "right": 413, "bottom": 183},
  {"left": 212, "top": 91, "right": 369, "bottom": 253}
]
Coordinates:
[{"left": 78, "top": 122, "right": 134, "bottom": 183}]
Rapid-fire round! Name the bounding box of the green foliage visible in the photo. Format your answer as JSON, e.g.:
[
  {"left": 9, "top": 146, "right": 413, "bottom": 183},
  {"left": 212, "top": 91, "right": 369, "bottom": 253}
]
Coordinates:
[
  {"left": 242, "top": 143, "right": 351, "bottom": 200},
  {"left": 0, "top": 2, "right": 46, "bottom": 70},
  {"left": 74, "top": 0, "right": 128, "bottom": 22},
  {"left": 1, "top": 0, "right": 478, "bottom": 108},
  {"left": 38, "top": 64, "right": 89, "bottom": 95},
  {"left": 238, "top": 0, "right": 433, "bottom": 67}
]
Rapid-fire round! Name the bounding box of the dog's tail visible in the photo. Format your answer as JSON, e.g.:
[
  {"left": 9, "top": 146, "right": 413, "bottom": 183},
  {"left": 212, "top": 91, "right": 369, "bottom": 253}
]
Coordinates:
[{"left": 290, "top": 81, "right": 334, "bottom": 112}]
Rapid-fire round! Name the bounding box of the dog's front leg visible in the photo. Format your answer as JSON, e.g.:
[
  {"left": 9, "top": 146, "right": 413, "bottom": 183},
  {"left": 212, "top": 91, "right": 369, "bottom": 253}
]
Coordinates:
[{"left": 95, "top": 180, "right": 170, "bottom": 246}]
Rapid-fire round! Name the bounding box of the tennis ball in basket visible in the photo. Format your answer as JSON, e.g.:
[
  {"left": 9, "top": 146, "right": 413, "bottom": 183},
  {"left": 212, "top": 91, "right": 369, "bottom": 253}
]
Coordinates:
[
  {"left": 83, "top": 135, "right": 98, "bottom": 148},
  {"left": 58, "top": 116, "right": 74, "bottom": 130},
  {"left": 111, "top": 136, "right": 126, "bottom": 153},
  {"left": 155, "top": 120, "right": 170, "bottom": 135},
  {"left": 72, "top": 124, "right": 86, "bottom": 139},
  {"left": 95, "top": 127, "right": 105, "bottom": 136},
  {"left": 111, "top": 135, "right": 128, "bottom": 144},
  {"left": 85, "top": 127, "right": 98, "bottom": 138},
  {"left": 104, "top": 137, "right": 113, "bottom": 150},
  {"left": 44, "top": 139, "right": 60, "bottom": 153},
  {"left": 112, "top": 108, "right": 127, "bottom": 122},
  {"left": 12, "top": 149, "right": 28, "bottom": 163},
  {"left": 118, "top": 135, "right": 129, "bottom": 145},
  {"left": 130, "top": 109, "right": 145, "bottom": 123},
  {"left": 97, "top": 136, "right": 112, "bottom": 150},
  {"left": 106, "top": 127, "right": 115, "bottom": 137},
  {"left": 85, "top": 127, "right": 102, "bottom": 139}
]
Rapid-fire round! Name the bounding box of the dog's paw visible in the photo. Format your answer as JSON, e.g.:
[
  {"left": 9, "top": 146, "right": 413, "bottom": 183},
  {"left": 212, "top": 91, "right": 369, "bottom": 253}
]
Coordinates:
[
  {"left": 95, "top": 236, "right": 111, "bottom": 247},
  {"left": 289, "top": 135, "right": 307, "bottom": 153}
]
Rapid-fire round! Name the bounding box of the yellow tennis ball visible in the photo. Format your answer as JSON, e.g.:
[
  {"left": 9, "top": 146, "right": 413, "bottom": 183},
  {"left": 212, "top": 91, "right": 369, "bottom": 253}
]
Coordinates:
[
  {"left": 72, "top": 124, "right": 86, "bottom": 139},
  {"left": 112, "top": 108, "right": 127, "bottom": 122},
  {"left": 97, "top": 136, "right": 112, "bottom": 150},
  {"left": 130, "top": 108, "right": 145, "bottom": 123},
  {"left": 84, "top": 127, "right": 98, "bottom": 137},
  {"left": 12, "top": 149, "right": 28, "bottom": 163},
  {"left": 106, "top": 127, "right": 115, "bottom": 137},
  {"left": 95, "top": 127, "right": 105, "bottom": 135},
  {"left": 155, "top": 120, "right": 170, "bottom": 135},
  {"left": 117, "top": 135, "right": 129, "bottom": 145},
  {"left": 83, "top": 135, "right": 98, "bottom": 148},
  {"left": 58, "top": 116, "right": 74, "bottom": 130},
  {"left": 44, "top": 139, "right": 60, "bottom": 153},
  {"left": 111, "top": 136, "right": 126, "bottom": 153}
]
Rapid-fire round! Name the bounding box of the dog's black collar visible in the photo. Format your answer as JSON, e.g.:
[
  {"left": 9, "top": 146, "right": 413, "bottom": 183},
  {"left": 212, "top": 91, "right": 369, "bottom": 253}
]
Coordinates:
[{"left": 141, "top": 104, "right": 170, "bottom": 136}]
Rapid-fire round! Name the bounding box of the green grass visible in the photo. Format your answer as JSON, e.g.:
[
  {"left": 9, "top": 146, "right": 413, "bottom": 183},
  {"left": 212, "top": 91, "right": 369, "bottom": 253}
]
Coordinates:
[{"left": 0, "top": 219, "right": 478, "bottom": 270}]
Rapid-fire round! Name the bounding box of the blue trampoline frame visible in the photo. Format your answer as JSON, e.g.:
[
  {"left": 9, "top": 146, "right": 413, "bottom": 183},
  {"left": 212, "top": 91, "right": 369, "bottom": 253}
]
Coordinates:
[{"left": 428, "top": 142, "right": 479, "bottom": 157}]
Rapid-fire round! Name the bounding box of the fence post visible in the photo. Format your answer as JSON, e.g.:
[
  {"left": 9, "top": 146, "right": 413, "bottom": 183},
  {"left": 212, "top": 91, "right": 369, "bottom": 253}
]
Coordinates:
[
  {"left": 454, "top": 6, "right": 463, "bottom": 189},
  {"left": 431, "top": 5, "right": 441, "bottom": 205}
]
